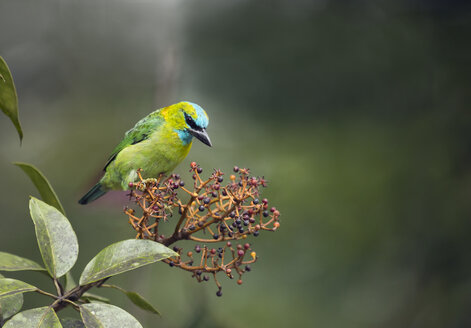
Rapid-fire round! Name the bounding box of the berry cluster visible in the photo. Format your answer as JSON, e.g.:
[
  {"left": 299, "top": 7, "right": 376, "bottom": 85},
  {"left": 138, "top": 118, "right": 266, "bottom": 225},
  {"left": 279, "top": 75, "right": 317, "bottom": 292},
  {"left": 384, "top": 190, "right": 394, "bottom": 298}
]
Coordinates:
[{"left": 124, "top": 163, "right": 280, "bottom": 295}]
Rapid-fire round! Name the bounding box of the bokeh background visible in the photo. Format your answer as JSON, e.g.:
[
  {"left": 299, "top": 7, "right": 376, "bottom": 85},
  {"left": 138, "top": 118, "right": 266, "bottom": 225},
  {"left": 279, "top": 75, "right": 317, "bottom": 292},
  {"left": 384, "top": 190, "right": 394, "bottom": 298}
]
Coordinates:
[{"left": 1, "top": 0, "right": 471, "bottom": 327}]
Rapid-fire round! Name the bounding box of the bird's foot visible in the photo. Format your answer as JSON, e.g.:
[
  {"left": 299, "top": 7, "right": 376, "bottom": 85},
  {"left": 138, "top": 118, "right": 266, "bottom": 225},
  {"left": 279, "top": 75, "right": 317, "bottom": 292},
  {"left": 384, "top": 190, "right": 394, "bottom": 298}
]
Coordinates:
[{"left": 140, "top": 178, "right": 159, "bottom": 189}]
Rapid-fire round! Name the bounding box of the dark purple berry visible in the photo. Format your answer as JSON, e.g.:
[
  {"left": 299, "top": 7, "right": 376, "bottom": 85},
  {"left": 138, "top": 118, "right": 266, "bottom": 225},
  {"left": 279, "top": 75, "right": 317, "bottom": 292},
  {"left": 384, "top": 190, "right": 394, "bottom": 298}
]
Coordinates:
[
  {"left": 195, "top": 245, "right": 201, "bottom": 253},
  {"left": 169, "top": 261, "right": 174, "bottom": 267},
  {"left": 197, "top": 167, "right": 203, "bottom": 174},
  {"left": 217, "top": 176, "right": 224, "bottom": 183},
  {"left": 237, "top": 250, "right": 244, "bottom": 257},
  {"left": 179, "top": 180, "right": 185, "bottom": 187},
  {"left": 245, "top": 265, "right": 251, "bottom": 272},
  {"left": 243, "top": 220, "right": 249, "bottom": 226},
  {"left": 253, "top": 198, "right": 259, "bottom": 205},
  {"left": 203, "top": 275, "right": 209, "bottom": 281},
  {"left": 173, "top": 246, "right": 179, "bottom": 252},
  {"left": 253, "top": 230, "right": 260, "bottom": 237},
  {"left": 199, "top": 205, "right": 205, "bottom": 212},
  {"left": 233, "top": 166, "right": 239, "bottom": 173},
  {"left": 203, "top": 197, "right": 210, "bottom": 204},
  {"left": 216, "top": 290, "right": 222, "bottom": 297},
  {"left": 222, "top": 190, "right": 227, "bottom": 196},
  {"left": 213, "top": 234, "right": 219, "bottom": 240},
  {"left": 263, "top": 211, "right": 269, "bottom": 217},
  {"left": 212, "top": 191, "right": 218, "bottom": 197},
  {"left": 189, "top": 225, "right": 195, "bottom": 231},
  {"left": 249, "top": 217, "right": 255, "bottom": 223}
]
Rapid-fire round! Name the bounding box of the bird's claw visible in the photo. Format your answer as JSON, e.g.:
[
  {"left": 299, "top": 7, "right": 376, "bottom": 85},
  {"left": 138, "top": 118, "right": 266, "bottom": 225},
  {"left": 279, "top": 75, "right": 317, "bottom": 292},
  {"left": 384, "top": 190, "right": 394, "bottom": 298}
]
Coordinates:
[{"left": 141, "top": 178, "right": 159, "bottom": 189}]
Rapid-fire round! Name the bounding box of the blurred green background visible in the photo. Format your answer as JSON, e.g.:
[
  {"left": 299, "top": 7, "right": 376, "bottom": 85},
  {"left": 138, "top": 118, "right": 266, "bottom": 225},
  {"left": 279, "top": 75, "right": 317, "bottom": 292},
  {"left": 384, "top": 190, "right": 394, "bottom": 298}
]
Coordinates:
[{"left": 1, "top": 0, "right": 471, "bottom": 327}]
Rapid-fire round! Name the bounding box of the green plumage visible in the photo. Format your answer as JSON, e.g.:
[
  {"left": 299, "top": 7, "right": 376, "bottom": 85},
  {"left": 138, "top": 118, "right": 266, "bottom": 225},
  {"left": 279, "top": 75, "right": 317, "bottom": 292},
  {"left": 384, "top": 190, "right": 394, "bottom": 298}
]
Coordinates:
[
  {"left": 103, "top": 110, "right": 164, "bottom": 170},
  {"left": 79, "top": 101, "right": 211, "bottom": 205}
]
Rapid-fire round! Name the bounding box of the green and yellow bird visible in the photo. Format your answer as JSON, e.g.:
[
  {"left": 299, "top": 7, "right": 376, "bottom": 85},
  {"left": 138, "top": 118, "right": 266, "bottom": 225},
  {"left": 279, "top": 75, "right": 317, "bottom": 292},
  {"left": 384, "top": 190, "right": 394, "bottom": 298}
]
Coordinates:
[{"left": 79, "top": 101, "right": 211, "bottom": 205}]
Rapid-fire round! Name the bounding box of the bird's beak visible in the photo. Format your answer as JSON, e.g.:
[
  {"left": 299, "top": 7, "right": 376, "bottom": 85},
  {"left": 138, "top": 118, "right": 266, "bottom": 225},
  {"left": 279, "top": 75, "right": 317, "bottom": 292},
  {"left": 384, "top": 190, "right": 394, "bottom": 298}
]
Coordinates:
[{"left": 189, "top": 128, "right": 212, "bottom": 147}]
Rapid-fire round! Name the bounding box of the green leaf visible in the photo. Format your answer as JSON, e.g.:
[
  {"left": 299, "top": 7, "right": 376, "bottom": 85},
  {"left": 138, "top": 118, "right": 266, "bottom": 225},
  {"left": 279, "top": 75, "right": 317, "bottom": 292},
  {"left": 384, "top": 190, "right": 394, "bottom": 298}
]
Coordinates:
[
  {"left": 15, "top": 163, "right": 66, "bottom": 215},
  {"left": 81, "top": 293, "right": 110, "bottom": 304},
  {"left": 3, "top": 307, "right": 62, "bottom": 328},
  {"left": 0, "top": 274, "right": 23, "bottom": 321},
  {"left": 100, "top": 284, "right": 159, "bottom": 316},
  {"left": 0, "top": 291, "right": 23, "bottom": 321},
  {"left": 125, "top": 291, "right": 160, "bottom": 316},
  {"left": 64, "top": 272, "right": 77, "bottom": 292},
  {"left": 0, "top": 251, "right": 45, "bottom": 272},
  {"left": 0, "top": 278, "right": 36, "bottom": 298},
  {"left": 60, "top": 318, "right": 85, "bottom": 328},
  {"left": 79, "top": 239, "right": 177, "bottom": 285},
  {"left": 80, "top": 303, "right": 142, "bottom": 328},
  {"left": 0, "top": 56, "right": 22, "bottom": 143},
  {"left": 29, "top": 197, "right": 78, "bottom": 278}
]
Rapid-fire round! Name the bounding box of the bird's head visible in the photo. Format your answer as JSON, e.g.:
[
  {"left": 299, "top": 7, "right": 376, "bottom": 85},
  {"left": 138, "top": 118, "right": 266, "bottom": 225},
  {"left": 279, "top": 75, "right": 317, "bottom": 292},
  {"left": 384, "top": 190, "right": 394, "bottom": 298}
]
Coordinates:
[{"left": 164, "top": 101, "right": 212, "bottom": 147}]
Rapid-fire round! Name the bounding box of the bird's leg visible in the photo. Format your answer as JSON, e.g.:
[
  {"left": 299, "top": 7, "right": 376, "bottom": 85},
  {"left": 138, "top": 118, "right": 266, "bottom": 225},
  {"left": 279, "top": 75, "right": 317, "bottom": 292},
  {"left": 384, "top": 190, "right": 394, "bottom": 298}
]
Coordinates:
[
  {"left": 142, "top": 174, "right": 174, "bottom": 190},
  {"left": 141, "top": 178, "right": 159, "bottom": 187},
  {"left": 140, "top": 172, "right": 164, "bottom": 188}
]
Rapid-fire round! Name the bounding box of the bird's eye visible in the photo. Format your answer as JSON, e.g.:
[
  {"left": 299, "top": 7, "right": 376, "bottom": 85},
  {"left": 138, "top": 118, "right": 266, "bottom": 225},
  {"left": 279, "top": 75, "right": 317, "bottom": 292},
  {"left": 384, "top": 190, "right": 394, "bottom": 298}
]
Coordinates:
[{"left": 185, "top": 113, "right": 200, "bottom": 131}]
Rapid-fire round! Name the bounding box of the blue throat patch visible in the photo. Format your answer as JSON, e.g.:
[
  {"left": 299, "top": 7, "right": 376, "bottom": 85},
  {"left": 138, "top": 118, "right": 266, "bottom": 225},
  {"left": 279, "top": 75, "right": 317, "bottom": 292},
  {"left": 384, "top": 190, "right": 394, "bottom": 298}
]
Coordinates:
[{"left": 176, "top": 129, "right": 193, "bottom": 145}]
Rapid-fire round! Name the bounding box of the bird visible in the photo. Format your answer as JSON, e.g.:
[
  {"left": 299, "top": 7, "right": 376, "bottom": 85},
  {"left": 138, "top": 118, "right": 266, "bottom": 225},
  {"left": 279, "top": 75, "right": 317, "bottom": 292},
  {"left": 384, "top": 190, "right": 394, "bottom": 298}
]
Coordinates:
[{"left": 78, "top": 101, "right": 211, "bottom": 205}]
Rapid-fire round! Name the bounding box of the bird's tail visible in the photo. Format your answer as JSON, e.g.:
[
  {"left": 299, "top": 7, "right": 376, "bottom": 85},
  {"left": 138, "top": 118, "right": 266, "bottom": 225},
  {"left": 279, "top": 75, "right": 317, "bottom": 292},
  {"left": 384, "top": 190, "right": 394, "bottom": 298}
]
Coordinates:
[{"left": 78, "top": 183, "right": 106, "bottom": 205}]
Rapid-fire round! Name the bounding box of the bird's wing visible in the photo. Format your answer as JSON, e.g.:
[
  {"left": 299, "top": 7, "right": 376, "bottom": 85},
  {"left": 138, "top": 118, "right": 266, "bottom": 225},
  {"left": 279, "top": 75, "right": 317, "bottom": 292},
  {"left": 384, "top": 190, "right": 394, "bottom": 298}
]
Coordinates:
[{"left": 103, "top": 110, "right": 164, "bottom": 171}]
